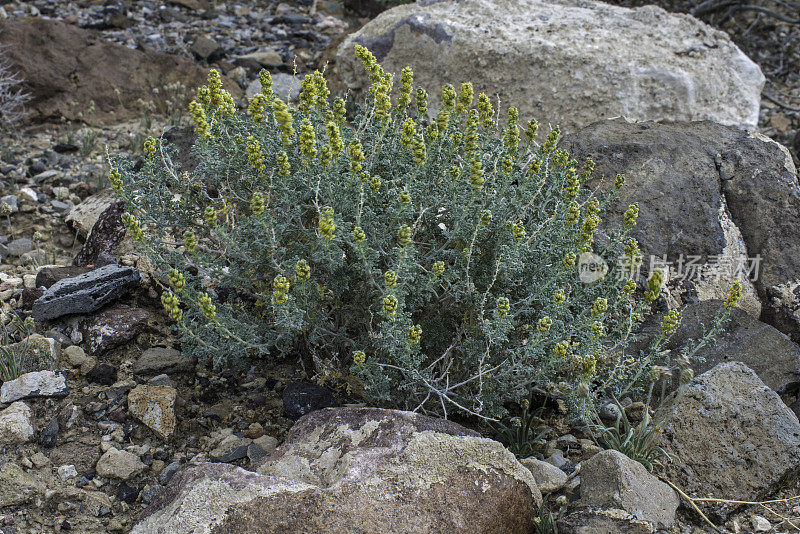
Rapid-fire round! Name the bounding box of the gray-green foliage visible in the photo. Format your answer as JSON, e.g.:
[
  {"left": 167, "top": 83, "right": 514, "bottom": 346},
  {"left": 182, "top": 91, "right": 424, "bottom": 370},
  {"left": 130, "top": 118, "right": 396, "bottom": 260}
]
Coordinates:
[
  {"left": 0, "top": 45, "right": 29, "bottom": 132},
  {"left": 112, "top": 46, "right": 718, "bottom": 421}
]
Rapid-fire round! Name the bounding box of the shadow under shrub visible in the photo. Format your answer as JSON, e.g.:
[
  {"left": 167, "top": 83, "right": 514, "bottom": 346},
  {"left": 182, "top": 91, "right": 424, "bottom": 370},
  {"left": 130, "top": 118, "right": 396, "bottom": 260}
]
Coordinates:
[{"left": 111, "top": 46, "right": 738, "bottom": 422}]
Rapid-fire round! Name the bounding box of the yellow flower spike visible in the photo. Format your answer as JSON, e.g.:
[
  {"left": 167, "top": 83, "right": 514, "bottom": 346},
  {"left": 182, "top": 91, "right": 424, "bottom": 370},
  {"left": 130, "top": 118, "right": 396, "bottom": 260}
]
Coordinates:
[
  {"left": 384, "top": 270, "right": 398, "bottom": 288},
  {"left": 415, "top": 87, "right": 428, "bottom": 119},
  {"left": 348, "top": 140, "right": 365, "bottom": 174},
  {"left": 319, "top": 145, "right": 332, "bottom": 167},
  {"left": 353, "top": 350, "right": 366, "bottom": 365},
  {"left": 426, "top": 121, "right": 440, "bottom": 141},
  {"left": 563, "top": 169, "right": 580, "bottom": 200},
  {"left": 524, "top": 119, "right": 538, "bottom": 144},
  {"left": 496, "top": 296, "right": 511, "bottom": 318},
  {"left": 540, "top": 126, "right": 560, "bottom": 154},
  {"left": 397, "top": 66, "right": 414, "bottom": 112},
  {"left": 299, "top": 72, "right": 317, "bottom": 113},
  {"left": 250, "top": 191, "right": 265, "bottom": 215},
  {"left": 587, "top": 199, "right": 600, "bottom": 217},
  {"left": 353, "top": 226, "right": 366, "bottom": 244},
  {"left": 431, "top": 261, "right": 445, "bottom": 276},
  {"left": 565, "top": 201, "right": 580, "bottom": 225},
  {"left": 464, "top": 109, "right": 479, "bottom": 157},
  {"left": 457, "top": 82, "right": 473, "bottom": 114},
  {"left": 298, "top": 118, "right": 317, "bottom": 162},
  {"left": 312, "top": 71, "right": 329, "bottom": 109},
  {"left": 246, "top": 136, "right": 266, "bottom": 174},
  {"left": 143, "top": 137, "right": 157, "bottom": 158},
  {"left": 624, "top": 204, "right": 639, "bottom": 227},
  {"left": 248, "top": 93, "right": 269, "bottom": 123},
  {"left": 398, "top": 190, "right": 411, "bottom": 207},
  {"left": 168, "top": 269, "right": 185, "bottom": 292},
  {"left": 579, "top": 158, "right": 595, "bottom": 182},
  {"left": 435, "top": 110, "right": 450, "bottom": 132},
  {"left": 622, "top": 279, "right": 636, "bottom": 294},
  {"left": 382, "top": 294, "right": 398, "bottom": 317},
  {"left": 480, "top": 209, "right": 493, "bottom": 225},
  {"left": 109, "top": 168, "right": 123, "bottom": 192},
  {"left": 591, "top": 297, "right": 608, "bottom": 317},
  {"left": 615, "top": 173, "right": 626, "bottom": 189},
  {"left": 318, "top": 207, "right": 336, "bottom": 242},
  {"left": 183, "top": 230, "right": 197, "bottom": 253},
  {"left": 564, "top": 253, "right": 577, "bottom": 268},
  {"left": 398, "top": 224, "right": 412, "bottom": 247},
  {"left": 325, "top": 121, "right": 344, "bottom": 155},
  {"left": 441, "top": 83, "right": 457, "bottom": 112},
  {"left": 590, "top": 321, "right": 604, "bottom": 339},
  {"left": 276, "top": 151, "right": 291, "bottom": 177},
  {"left": 624, "top": 238, "right": 642, "bottom": 264},
  {"left": 469, "top": 157, "right": 484, "bottom": 192},
  {"left": 121, "top": 212, "right": 144, "bottom": 240},
  {"left": 537, "top": 316, "right": 552, "bottom": 333},
  {"left": 580, "top": 215, "right": 600, "bottom": 242},
  {"left": 725, "top": 281, "right": 742, "bottom": 310},
  {"left": 411, "top": 133, "right": 426, "bottom": 166},
  {"left": 400, "top": 117, "right": 416, "bottom": 149},
  {"left": 553, "top": 289, "right": 566, "bottom": 304},
  {"left": 582, "top": 355, "right": 597, "bottom": 378},
  {"left": 370, "top": 175, "right": 382, "bottom": 191},
  {"left": 295, "top": 259, "right": 311, "bottom": 281},
  {"left": 204, "top": 206, "right": 217, "bottom": 226},
  {"left": 660, "top": 309, "right": 680, "bottom": 336},
  {"left": 477, "top": 92, "right": 494, "bottom": 130},
  {"left": 258, "top": 69, "right": 273, "bottom": 99},
  {"left": 554, "top": 341, "right": 569, "bottom": 357},
  {"left": 528, "top": 157, "right": 543, "bottom": 175},
  {"left": 198, "top": 292, "right": 216, "bottom": 320},
  {"left": 503, "top": 107, "right": 520, "bottom": 157},
  {"left": 189, "top": 100, "right": 210, "bottom": 139},
  {"left": 272, "top": 97, "right": 294, "bottom": 146},
  {"left": 407, "top": 325, "right": 422, "bottom": 344},
  {"left": 645, "top": 270, "right": 664, "bottom": 304}
]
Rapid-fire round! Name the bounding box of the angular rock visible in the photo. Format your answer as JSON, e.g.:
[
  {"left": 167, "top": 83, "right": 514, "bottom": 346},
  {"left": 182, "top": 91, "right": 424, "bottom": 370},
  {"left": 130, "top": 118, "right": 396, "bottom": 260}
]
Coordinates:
[
  {"left": 33, "top": 264, "right": 140, "bottom": 321},
  {"left": 0, "top": 18, "right": 240, "bottom": 126},
  {"left": 63, "top": 344, "right": 96, "bottom": 374},
  {"left": 80, "top": 304, "right": 150, "bottom": 355},
  {"left": 65, "top": 189, "right": 116, "bottom": 237},
  {"left": 558, "top": 508, "right": 656, "bottom": 534},
  {"left": 520, "top": 456, "right": 567, "bottom": 493},
  {"left": 73, "top": 199, "right": 126, "bottom": 268},
  {"left": 133, "top": 407, "right": 540, "bottom": 533},
  {"left": 0, "top": 401, "right": 35, "bottom": 445},
  {"left": 86, "top": 363, "right": 118, "bottom": 385},
  {"left": 0, "top": 370, "right": 69, "bottom": 403},
  {"left": 335, "top": 0, "right": 763, "bottom": 132},
  {"left": 96, "top": 447, "right": 147, "bottom": 480},
  {"left": 128, "top": 385, "right": 177, "bottom": 439},
  {"left": 133, "top": 347, "right": 195, "bottom": 376},
  {"left": 190, "top": 36, "right": 221, "bottom": 60},
  {"left": 0, "top": 462, "right": 42, "bottom": 507},
  {"left": 7, "top": 238, "right": 34, "bottom": 257},
  {"left": 578, "top": 450, "right": 678, "bottom": 529},
  {"left": 38, "top": 416, "right": 59, "bottom": 448},
  {"left": 282, "top": 381, "right": 338, "bottom": 420},
  {"left": 562, "top": 120, "right": 800, "bottom": 340},
  {"left": 657, "top": 362, "right": 800, "bottom": 520}
]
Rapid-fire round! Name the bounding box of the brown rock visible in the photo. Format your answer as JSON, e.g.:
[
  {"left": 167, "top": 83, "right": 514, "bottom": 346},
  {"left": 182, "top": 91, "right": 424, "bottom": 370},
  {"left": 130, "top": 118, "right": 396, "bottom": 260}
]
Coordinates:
[
  {"left": 133, "top": 407, "right": 540, "bottom": 533},
  {"left": 80, "top": 304, "right": 150, "bottom": 355},
  {"left": 128, "top": 385, "right": 178, "bottom": 440},
  {"left": 0, "top": 18, "right": 240, "bottom": 126}
]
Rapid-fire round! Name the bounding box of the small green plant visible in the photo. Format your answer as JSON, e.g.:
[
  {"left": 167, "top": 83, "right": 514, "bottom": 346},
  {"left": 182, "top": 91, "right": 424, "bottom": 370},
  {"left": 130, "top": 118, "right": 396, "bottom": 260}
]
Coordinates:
[
  {"left": 0, "top": 313, "right": 34, "bottom": 382},
  {"left": 591, "top": 398, "right": 669, "bottom": 472},
  {"left": 533, "top": 497, "right": 565, "bottom": 534},
  {"left": 111, "top": 47, "right": 741, "bottom": 422},
  {"left": 494, "top": 396, "right": 550, "bottom": 458}
]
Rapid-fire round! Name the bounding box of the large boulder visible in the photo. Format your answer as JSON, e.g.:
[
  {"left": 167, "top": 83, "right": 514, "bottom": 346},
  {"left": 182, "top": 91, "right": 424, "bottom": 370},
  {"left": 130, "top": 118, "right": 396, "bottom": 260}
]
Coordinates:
[
  {"left": 0, "top": 18, "right": 242, "bottom": 125},
  {"left": 335, "top": 0, "right": 763, "bottom": 132},
  {"left": 656, "top": 362, "right": 800, "bottom": 520},
  {"left": 133, "top": 407, "right": 540, "bottom": 533},
  {"left": 562, "top": 119, "right": 800, "bottom": 340}
]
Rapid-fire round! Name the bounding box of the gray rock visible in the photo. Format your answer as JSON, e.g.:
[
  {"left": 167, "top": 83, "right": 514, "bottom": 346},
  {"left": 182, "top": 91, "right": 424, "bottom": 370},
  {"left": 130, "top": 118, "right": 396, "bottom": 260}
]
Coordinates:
[
  {"left": 247, "top": 72, "right": 300, "bottom": 102},
  {"left": 190, "top": 35, "right": 221, "bottom": 60},
  {"left": 335, "top": 0, "right": 763, "bottom": 132},
  {"left": 159, "top": 461, "right": 181, "bottom": 485},
  {"left": 133, "top": 407, "right": 540, "bottom": 534},
  {"left": 0, "top": 370, "right": 69, "bottom": 403},
  {"left": 3, "top": 333, "right": 61, "bottom": 374},
  {"left": 35, "top": 266, "right": 92, "bottom": 288},
  {"left": 520, "top": 457, "right": 567, "bottom": 493},
  {"left": 128, "top": 385, "right": 177, "bottom": 439},
  {"left": 0, "top": 401, "right": 35, "bottom": 444},
  {"left": 33, "top": 264, "right": 140, "bottom": 321},
  {"left": 0, "top": 462, "right": 42, "bottom": 507},
  {"left": 133, "top": 347, "right": 195, "bottom": 375},
  {"left": 7, "top": 238, "right": 34, "bottom": 257},
  {"left": 96, "top": 447, "right": 147, "bottom": 480},
  {"left": 657, "top": 362, "right": 800, "bottom": 520},
  {"left": 578, "top": 450, "right": 678, "bottom": 529}
]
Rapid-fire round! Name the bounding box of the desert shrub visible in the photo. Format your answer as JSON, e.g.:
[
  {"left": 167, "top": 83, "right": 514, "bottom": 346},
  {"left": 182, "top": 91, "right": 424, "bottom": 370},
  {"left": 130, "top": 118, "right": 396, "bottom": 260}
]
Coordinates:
[
  {"left": 0, "top": 313, "right": 34, "bottom": 382},
  {"left": 110, "top": 46, "right": 740, "bottom": 421},
  {"left": 0, "top": 44, "right": 29, "bottom": 132}
]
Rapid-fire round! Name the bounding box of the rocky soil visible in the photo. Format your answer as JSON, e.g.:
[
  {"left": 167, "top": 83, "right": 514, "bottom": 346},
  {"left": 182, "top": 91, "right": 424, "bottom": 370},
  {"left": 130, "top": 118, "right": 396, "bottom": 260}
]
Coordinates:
[{"left": 0, "top": 0, "right": 799, "bottom": 533}]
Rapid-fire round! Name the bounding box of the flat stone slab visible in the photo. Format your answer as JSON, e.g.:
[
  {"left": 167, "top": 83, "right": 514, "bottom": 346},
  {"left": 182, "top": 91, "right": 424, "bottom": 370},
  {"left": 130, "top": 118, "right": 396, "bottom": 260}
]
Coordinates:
[
  {"left": 1, "top": 370, "right": 69, "bottom": 403},
  {"left": 32, "top": 264, "right": 140, "bottom": 321}
]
